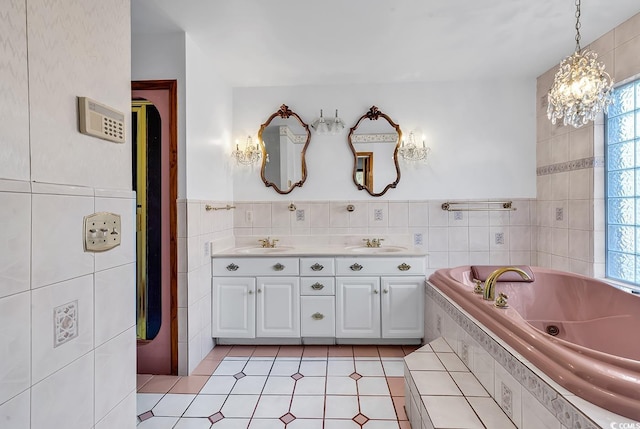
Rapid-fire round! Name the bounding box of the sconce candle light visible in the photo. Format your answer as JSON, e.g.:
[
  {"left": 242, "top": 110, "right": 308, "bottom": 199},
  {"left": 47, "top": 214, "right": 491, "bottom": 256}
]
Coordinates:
[
  {"left": 398, "top": 131, "right": 430, "bottom": 163},
  {"left": 232, "top": 135, "right": 262, "bottom": 166}
]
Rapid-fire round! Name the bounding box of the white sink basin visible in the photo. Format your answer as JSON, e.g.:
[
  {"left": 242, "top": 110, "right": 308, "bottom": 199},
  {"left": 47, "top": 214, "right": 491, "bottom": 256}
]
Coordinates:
[
  {"left": 346, "top": 246, "right": 407, "bottom": 254},
  {"left": 236, "top": 246, "right": 294, "bottom": 254}
]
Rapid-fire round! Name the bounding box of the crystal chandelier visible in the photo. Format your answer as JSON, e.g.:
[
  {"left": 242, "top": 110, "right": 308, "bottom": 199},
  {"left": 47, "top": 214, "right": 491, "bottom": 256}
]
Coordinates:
[
  {"left": 547, "top": 0, "right": 613, "bottom": 128},
  {"left": 232, "top": 135, "right": 262, "bottom": 166},
  {"left": 398, "top": 131, "right": 430, "bottom": 162}
]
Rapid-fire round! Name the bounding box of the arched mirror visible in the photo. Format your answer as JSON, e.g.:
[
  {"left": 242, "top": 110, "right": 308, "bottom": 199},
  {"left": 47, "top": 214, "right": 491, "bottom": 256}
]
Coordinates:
[
  {"left": 259, "top": 104, "right": 311, "bottom": 194},
  {"left": 348, "top": 106, "right": 402, "bottom": 197}
]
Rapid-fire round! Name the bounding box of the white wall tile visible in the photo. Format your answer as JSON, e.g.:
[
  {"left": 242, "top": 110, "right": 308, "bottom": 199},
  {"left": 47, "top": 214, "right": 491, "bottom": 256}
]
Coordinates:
[
  {"left": 31, "top": 275, "right": 94, "bottom": 383},
  {"left": 309, "top": 202, "right": 330, "bottom": 228},
  {"left": 94, "top": 327, "right": 136, "bottom": 423},
  {"left": 94, "top": 263, "right": 135, "bottom": 346},
  {"left": 494, "top": 364, "right": 523, "bottom": 427},
  {"left": 0, "top": 390, "right": 30, "bottom": 429},
  {"left": 428, "top": 227, "right": 448, "bottom": 251},
  {"left": 469, "top": 227, "right": 490, "bottom": 251},
  {"left": 408, "top": 202, "right": 428, "bottom": 227},
  {"left": 186, "top": 202, "right": 202, "bottom": 237},
  {"left": 95, "top": 391, "right": 136, "bottom": 429},
  {"left": 428, "top": 202, "right": 448, "bottom": 226},
  {"left": 31, "top": 352, "right": 94, "bottom": 429},
  {"left": 0, "top": 0, "right": 30, "bottom": 182},
  {"left": 448, "top": 227, "right": 469, "bottom": 251},
  {"left": 94, "top": 196, "right": 136, "bottom": 272},
  {"left": 31, "top": 193, "right": 94, "bottom": 288},
  {"left": 0, "top": 291, "right": 30, "bottom": 404},
  {"left": 0, "top": 192, "right": 30, "bottom": 298}
]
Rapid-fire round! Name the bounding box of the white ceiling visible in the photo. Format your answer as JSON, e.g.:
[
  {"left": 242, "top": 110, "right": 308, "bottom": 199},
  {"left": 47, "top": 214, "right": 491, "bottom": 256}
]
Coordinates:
[{"left": 131, "top": 0, "right": 640, "bottom": 87}]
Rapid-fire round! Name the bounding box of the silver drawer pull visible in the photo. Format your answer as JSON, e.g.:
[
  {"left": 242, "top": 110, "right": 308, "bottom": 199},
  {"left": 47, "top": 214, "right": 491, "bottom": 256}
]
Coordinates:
[
  {"left": 311, "top": 282, "right": 324, "bottom": 290},
  {"left": 226, "top": 263, "right": 239, "bottom": 271},
  {"left": 350, "top": 263, "right": 363, "bottom": 271},
  {"left": 311, "top": 312, "right": 325, "bottom": 320},
  {"left": 310, "top": 263, "right": 324, "bottom": 271},
  {"left": 273, "top": 263, "right": 285, "bottom": 271},
  {"left": 398, "top": 263, "right": 411, "bottom": 271}
]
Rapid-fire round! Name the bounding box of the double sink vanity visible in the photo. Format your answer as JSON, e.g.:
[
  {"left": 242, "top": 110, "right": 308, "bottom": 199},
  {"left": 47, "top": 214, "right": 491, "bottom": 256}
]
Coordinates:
[{"left": 211, "top": 240, "right": 427, "bottom": 345}]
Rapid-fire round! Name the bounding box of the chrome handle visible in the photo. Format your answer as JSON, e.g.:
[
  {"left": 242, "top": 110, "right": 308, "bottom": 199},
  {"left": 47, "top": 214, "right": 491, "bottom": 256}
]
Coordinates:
[
  {"left": 310, "top": 263, "right": 324, "bottom": 271},
  {"left": 311, "top": 312, "right": 324, "bottom": 320},
  {"left": 226, "top": 263, "right": 239, "bottom": 271},
  {"left": 311, "top": 282, "right": 324, "bottom": 290},
  {"left": 273, "top": 263, "right": 285, "bottom": 271},
  {"left": 398, "top": 263, "right": 411, "bottom": 271},
  {"left": 383, "top": 289, "right": 388, "bottom": 294},
  {"left": 248, "top": 290, "right": 253, "bottom": 294},
  {"left": 373, "top": 289, "right": 379, "bottom": 294},
  {"left": 350, "top": 263, "right": 363, "bottom": 271}
]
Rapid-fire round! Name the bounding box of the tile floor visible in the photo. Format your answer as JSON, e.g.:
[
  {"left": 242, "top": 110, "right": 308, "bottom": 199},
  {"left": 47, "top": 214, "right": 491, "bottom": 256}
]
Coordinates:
[{"left": 137, "top": 345, "right": 418, "bottom": 428}]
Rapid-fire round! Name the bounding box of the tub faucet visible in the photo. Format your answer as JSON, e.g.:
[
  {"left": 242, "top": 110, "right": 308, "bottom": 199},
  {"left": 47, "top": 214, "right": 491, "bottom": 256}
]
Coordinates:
[{"left": 483, "top": 267, "right": 531, "bottom": 301}]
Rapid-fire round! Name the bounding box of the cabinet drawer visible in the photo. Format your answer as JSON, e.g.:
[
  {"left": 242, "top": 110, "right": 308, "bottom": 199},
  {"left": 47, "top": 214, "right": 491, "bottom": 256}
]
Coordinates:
[
  {"left": 300, "top": 277, "right": 335, "bottom": 296},
  {"left": 213, "top": 257, "right": 299, "bottom": 276},
  {"left": 301, "top": 296, "right": 335, "bottom": 337},
  {"left": 335, "top": 257, "right": 425, "bottom": 276},
  {"left": 300, "top": 257, "right": 335, "bottom": 276}
]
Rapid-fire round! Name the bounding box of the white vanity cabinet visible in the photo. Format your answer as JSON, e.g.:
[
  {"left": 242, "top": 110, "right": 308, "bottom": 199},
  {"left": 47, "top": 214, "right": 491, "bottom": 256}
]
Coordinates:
[
  {"left": 212, "top": 257, "right": 299, "bottom": 339},
  {"left": 211, "top": 254, "right": 425, "bottom": 343},
  {"left": 336, "top": 257, "right": 425, "bottom": 340}
]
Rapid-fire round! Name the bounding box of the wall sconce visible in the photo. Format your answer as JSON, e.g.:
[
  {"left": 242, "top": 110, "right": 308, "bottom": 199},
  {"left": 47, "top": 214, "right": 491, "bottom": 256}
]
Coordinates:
[
  {"left": 398, "top": 131, "right": 430, "bottom": 163},
  {"left": 311, "top": 109, "right": 345, "bottom": 135},
  {"left": 232, "top": 135, "right": 262, "bottom": 166}
]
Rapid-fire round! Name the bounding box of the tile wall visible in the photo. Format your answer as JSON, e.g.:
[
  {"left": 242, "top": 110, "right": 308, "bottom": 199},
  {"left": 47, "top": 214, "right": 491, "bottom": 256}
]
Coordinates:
[
  {"left": 536, "top": 12, "right": 640, "bottom": 277},
  {"left": 178, "top": 200, "right": 235, "bottom": 374},
  {"left": 232, "top": 199, "right": 537, "bottom": 275},
  {"left": 0, "top": 0, "right": 134, "bottom": 428}
]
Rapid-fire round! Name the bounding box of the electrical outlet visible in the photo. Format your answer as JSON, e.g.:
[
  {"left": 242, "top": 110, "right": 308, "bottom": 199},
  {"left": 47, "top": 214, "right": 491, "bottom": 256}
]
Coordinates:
[
  {"left": 246, "top": 210, "right": 253, "bottom": 223},
  {"left": 556, "top": 207, "right": 563, "bottom": 221},
  {"left": 453, "top": 211, "right": 463, "bottom": 221},
  {"left": 374, "top": 209, "right": 383, "bottom": 221},
  {"left": 296, "top": 209, "right": 305, "bottom": 221},
  {"left": 495, "top": 232, "right": 505, "bottom": 245},
  {"left": 414, "top": 233, "right": 423, "bottom": 246}
]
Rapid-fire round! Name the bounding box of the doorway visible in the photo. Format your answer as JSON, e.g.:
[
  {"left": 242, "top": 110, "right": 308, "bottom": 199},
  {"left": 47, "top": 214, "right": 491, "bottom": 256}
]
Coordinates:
[{"left": 132, "top": 80, "right": 178, "bottom": 375}]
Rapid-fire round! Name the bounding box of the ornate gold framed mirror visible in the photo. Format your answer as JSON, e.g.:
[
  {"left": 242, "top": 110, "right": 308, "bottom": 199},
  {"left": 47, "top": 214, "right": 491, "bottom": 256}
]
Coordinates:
[
  {"left": 258, "top": 104, "right": 311, "bottom": 194},
  {"left": 348, "top": 106, "right": 402, "bottom": 197}
]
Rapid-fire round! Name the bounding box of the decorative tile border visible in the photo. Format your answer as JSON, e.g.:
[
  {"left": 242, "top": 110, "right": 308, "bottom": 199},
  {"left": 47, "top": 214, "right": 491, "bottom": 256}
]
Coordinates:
[
  {"left": 278, "top": 125, "right": 306, "bottom": 144},
  {"left": 425, "top": 283, "right": 601, "bottom": 429},
  {"left": 351, "top": 133, "right": 398, "bottom": 143},
  {"left": 536, "top": 156, "right": 604, "bottom": 176}
]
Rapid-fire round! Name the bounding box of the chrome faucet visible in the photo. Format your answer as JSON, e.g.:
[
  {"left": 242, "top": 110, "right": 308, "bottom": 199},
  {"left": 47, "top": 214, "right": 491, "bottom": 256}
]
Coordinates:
[
  {"left": 483, "top": 267, "right": 531, "bottom": 301},
  {"left": 258, "top": 237, "right": 279, "bottom": 248},
  {"left": 363, "top": 238, "right": 384, "bottom": 248}
]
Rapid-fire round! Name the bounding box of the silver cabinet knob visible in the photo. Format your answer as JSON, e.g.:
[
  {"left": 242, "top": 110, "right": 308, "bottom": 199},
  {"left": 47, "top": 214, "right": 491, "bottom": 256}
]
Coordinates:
[
  {"left": 350, "top": 263, "right": 363, "bottom": 271},
  {"left": 273, "top": 263, "right": 285, "bottom": 271},
  {"left": 226, "top": 263, "right": 239, "bottom": 271},
  {"left": 257, "top": 289, "right": 262, "bottom": 293},
  {"left": 310, "top": 263, "right": 324, "bottom": 271},
  {"left": 248, "top": 290, "right": 253, "bottom": 294},
  {"left": 311, "top": 312, "right": 324, "bottom": 320},
  {"left": 383, "top": 289, "right": 388, "bottom": 294},
  {"left": 373, "top": 289, "right": 379, "bottom": 294},
  {"left": 311, "top": 283, "right": 324, "bottom": 290}
]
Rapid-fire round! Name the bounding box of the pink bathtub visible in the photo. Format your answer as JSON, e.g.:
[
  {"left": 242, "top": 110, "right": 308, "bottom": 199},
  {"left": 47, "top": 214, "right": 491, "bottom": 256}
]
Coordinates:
[{"left": 428, "top": 266, "right": 640, "bottom": 421}]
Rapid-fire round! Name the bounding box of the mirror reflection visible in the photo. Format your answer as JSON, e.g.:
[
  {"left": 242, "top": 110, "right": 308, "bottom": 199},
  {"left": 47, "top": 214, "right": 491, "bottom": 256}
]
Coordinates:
[
  {"left": 258, "top": 104, "right": 310, "bottom": 194},
  {"left": 348, "top": 106, "right": 402, "bottom": 196}
]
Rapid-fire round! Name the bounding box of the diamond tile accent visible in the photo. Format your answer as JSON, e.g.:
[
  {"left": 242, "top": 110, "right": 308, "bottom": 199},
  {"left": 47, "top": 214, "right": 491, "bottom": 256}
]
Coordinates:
[
  {"left": 209, "top": 411, "right": 224, "bottom": 424},
  {"left": 349, "top": 372, "right": 363, "bottom": 381},
  {"left": 280, "top": 412, "right": 296, "bottom": 424},
  {"left": 138, "top": 410, "right": 153, "bottom": 421},
  {"left": 233, "top": 372, "right": 246, "bottom": 380},
  {"left": 291, "top": 372, "right": 304, "bottom": 380},
  {"left": 53, "top": 300, "right": 78, "bottom": 347},
  {"left": 353, "top": 413, "right": 369, "bottom": 425}
]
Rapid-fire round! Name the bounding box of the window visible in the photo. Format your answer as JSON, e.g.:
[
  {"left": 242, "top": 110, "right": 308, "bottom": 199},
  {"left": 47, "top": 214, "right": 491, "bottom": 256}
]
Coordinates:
[{"left": 606, "top": 78, "right": 640, "bottom": 285}]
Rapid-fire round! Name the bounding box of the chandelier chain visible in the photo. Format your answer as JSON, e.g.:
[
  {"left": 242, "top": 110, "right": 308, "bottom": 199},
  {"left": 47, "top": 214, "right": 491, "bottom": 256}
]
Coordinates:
[{"left": 575, "top": 0, "right": 582, "bottom": 52}]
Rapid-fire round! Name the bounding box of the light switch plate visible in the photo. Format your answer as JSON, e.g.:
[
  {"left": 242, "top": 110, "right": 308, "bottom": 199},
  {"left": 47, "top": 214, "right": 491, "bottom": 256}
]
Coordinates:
[{"left": 84, "top": 212, "right": 121, "bottom": 252}]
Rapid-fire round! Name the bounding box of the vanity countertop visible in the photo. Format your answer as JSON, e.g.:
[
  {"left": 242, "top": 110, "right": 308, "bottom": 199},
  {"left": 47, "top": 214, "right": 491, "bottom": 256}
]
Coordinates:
[{"left": 211, "top": 245, "right": 428, "bottom": 257}]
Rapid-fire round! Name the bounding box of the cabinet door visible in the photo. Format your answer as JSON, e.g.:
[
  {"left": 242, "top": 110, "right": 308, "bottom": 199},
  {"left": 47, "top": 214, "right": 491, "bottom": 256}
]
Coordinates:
[
  {"left": 381, "top": 276, "right": 424, "bottom": 338},
  {"left": 256, "top": 277, "right": 300, "bottom": 337},
  {"left": 336, "top": 277, "right": 380, "bottom": 338},
  {"left": 212, "top": 277, "right": 255, "bottom": 338}
]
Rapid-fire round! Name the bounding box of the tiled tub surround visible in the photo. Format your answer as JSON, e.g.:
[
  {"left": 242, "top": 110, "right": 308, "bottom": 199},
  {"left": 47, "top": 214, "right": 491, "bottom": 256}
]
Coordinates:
[
  {"left": 425, "top": 278, "right": 640, "bottom": 428},
  {"left": 404, "top": 338, "right": 516, "bottom": 429}
]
